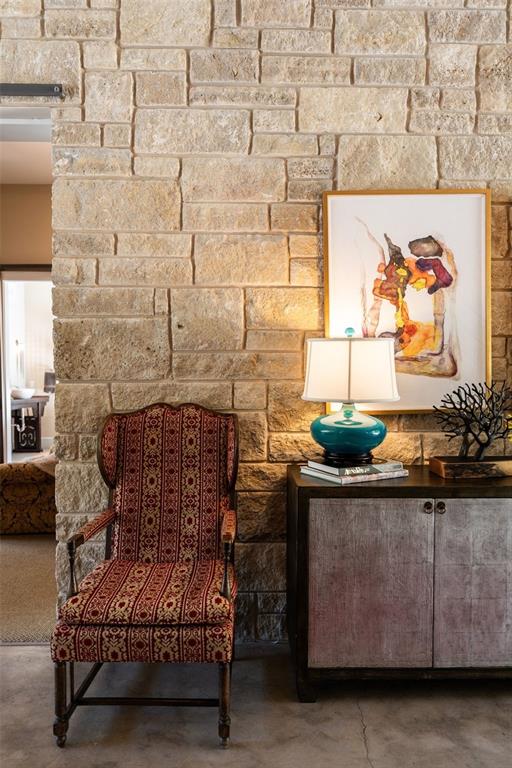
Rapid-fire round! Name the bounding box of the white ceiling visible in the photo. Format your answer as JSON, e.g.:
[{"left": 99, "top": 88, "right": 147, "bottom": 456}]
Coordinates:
[{"left": 0, "top": 107, "right": 52, "bottom": 185}]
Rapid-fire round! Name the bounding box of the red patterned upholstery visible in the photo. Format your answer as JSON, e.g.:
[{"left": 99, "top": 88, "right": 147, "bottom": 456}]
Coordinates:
[
  {"left": 51, "top": 618, "right": 234, "bottom": 663},
  {"left": 60, "top": 559, "right": 236, "bottom": 626},
  {"left": 51, "top": 403, "right": 238, "bottom": 666}
]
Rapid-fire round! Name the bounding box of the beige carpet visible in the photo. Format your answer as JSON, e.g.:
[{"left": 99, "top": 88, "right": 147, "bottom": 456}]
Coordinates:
[{"left": 0, "top": 535, "right": 56, "bottom": 644}]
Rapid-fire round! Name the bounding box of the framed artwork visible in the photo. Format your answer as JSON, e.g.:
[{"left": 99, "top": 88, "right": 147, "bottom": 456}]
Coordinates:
[{"left": 323, "top": 189, "right": 491, "bottom": 412}]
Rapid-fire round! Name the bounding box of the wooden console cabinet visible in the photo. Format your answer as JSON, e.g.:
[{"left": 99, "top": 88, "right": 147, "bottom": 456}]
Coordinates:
[{"left": 287, "top": 465, "right": 512, "bottom": 702}]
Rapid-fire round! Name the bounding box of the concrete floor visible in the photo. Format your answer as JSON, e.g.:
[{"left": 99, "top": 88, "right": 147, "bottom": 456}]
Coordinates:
[{"left": 1, "top": 645, "right": 511, "bottom": 768}]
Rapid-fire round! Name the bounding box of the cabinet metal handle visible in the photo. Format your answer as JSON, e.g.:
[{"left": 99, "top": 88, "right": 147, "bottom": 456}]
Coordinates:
[
  {"left": 423, "top": 501, "right": 433, "bottom": 514},
  {"left": 436, "top": 501, "right": 446, "bottom": 514}
]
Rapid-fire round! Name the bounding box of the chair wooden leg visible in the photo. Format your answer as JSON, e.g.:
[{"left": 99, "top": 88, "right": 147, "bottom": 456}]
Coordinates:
[
  {"left": 53, "top": 661, "right": 68, "bottom": 747},
  {"left": 218, "top": 662, "right": 231, "bottom": 747}
]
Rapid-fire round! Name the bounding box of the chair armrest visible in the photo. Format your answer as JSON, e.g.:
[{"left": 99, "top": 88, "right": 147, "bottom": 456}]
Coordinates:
[
  {"left": 66, "top": 507, "right": 116, "bottom": 598},
  {"left": 221, "top": 508, "right": 237, "bottom": 544},
  {"left": 68, "top": 507, "right": 117, "bottom": 549}
]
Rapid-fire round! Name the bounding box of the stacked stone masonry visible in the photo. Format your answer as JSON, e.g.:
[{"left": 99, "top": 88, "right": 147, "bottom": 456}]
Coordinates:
[{"left": 1, "top": 0, "right": 511, "bottom": 642}]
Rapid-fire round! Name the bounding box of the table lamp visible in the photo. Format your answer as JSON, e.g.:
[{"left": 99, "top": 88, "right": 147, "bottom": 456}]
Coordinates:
[{"left": 302, "top": 330, "right": 399, "bottom": 466}]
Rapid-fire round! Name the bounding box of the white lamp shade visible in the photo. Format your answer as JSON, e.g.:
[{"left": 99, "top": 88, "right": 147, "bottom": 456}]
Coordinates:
[{"left": 302, "top": 337, "right": 399, "bottom": 403}]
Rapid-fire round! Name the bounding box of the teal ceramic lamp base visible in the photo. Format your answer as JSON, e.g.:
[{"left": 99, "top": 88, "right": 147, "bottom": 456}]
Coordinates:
[{"left": 310, "top": 403, "right": 387, "bottom": 467}]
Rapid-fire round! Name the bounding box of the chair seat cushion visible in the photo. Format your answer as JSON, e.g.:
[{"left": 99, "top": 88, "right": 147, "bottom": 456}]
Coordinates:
[{"left": 59, "top": 559, "right": 236, "bottom": 627}]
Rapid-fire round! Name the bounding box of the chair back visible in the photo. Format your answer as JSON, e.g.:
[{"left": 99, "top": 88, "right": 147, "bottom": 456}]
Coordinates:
[{"left": 98, "top": 403, "right": 238, "bottom": 563}]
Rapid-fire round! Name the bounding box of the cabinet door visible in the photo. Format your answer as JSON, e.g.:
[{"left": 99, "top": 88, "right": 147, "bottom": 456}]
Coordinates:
[
  {"left": 308, "top": 498, "right": 434, "bottom": 668},
  {"left": 434, "top": 499, "right": 512, "bottom": 668}
]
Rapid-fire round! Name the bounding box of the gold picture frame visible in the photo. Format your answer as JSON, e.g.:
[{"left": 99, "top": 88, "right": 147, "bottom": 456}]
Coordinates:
[{"left": 322, "top": 189, "right": 492, "bottom": 414}]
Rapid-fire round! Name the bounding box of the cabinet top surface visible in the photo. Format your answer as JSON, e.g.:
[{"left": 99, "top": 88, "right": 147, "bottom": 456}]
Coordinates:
[{"left": 288, "top": 464, "right": 512, "bottom": 498}]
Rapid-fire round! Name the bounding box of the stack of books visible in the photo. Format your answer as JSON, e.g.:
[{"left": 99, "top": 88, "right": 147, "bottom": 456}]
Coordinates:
[{"left": 300, "top": 459, "right": 408, "bottom": 485}]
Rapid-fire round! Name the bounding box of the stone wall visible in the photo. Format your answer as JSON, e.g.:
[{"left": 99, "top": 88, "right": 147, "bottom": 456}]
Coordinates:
[{"left": 1, "top": 0, "right": 510, "bottom": 641}]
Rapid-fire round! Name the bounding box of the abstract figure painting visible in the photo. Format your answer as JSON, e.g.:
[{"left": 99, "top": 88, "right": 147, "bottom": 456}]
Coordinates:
[{"left": 323, "top": 190, "right": 490, "bottom": 412}]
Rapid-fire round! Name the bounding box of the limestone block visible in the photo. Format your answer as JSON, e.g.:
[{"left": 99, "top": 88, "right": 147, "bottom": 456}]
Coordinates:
[
  {"left": 135, "top": 108, "right": 250, "bottom": 154},
  {"left": 53, "top": 434, "right": 77, "bottom": 461},
  {"left": 492, "top": 337, "right": 507, "bottom": 358},
  {"left": 289, "top": 234, "right": 320, "bottom": 257},
  {"left": 121, "top": 0, "right": 210, "bottom": 46},
  {"left": 52, "top": 258, "right": 96, "bottom": 286},
  {"left": 182, "top": 157, "right": 285, "bottom": 202},
  {"left": 271, "top": 203, "right": 318, "bottom": 232},
  {"left": 1, "top": 17, "right": 41, "bottom": 37},
  {"left": 261, "top": 30, "right": 332, "bottom": 54},
  {"left": 478, "top": 45, "right": 512, "bottom": 112},
  {"left": 82, "top": 41, "right": 117, "bottom": 69},
  {"left": 257, "top": 614, "right": 286, "bottom": 642},
  {"left": 288, "top": 180, "right": 332, "bottom": 202},
  {"left": 477, "top": 114, "right": 512, "bottom": 134},
  {"left": 441, "top": 89, "right": 476, "bottom": 112},
  {"left": 0, "top": 40, "right": 81, "bottom": 102},
  {"left": 212, "top": 28, "right": 259, "bottom": 49},
  {"left": 237, "top": 492, "right": 285, "bottom": 541},
  {"left": 154, "top": 288, "right": 169, "bottom": 315},
  {"left": 400, "top": 413, "right": 444, "bottom": 433},
  {"left": 53, "top": 147, "right": 132, "bottom": 176},
  {"left": 253, "top": 109, "right": 295, "bottom": 133},
  {"left": 237, "top": 542, "right": 286, "bottom": 595},
  {"left": 439, "top": 136, "right": 512, "bottom": 178},
  {"left": 103, "top": 124, "right": 132, "bottom": 147},
  {"left": 54, "top": 318, "right": 170, "bottom": 380},
  {"left": 337, "top": 135, "right": 437, "bottom": 188},
  {"left": 56, "top": 383, "right": 111, "bottom": 433},
  {"left": 238, "top": 412, "right": 268, "bottom": 461},
  {"left": 183, "top": 203, "right": 268, "bottom": 232},
  {"left": 290, "top": 257, "right": 322, "bottom": 285},
  {"left": 491, "top": 292, "right": 512, "bottom": 335},
  {"left": 320, "top": 135, "right": 337, "bottom": 157},
  {"left": 335, "top": 10, "right": 425, "bottom": 55},
  {"left": 252, "top": 133, "right": 318, "bottom": 156},
  {"left": 429, "top": 44, "right": 477, "bottom": 86},
  {"left": 268, "top": 381, "right": 322, "bottom": 431},
  {"left": 189, "top": 85, "right": 296, "bottom": 107},
  {"left": 51, "top": 107, "right": 83, "bottom": 123},
  {"left": 99, "top": 258, "right": 192, "bottom": 287},
  {"left": 117, "top": 233, "right": 191, "bottom": 258},
  {"left": 258, "top": 592, "right": 286, "bottom": 614},
  {"left": 120, "top": 48, "right": 187, "bottom": 71},
  {"left": 56, "top": 541, "right": 104, "bottom": 604},
  {"left": 79, "top": 435, "right": 98, "bottom": 462},
  {"left": 354, "top": 57, "right": 426, "bottom": 85},
  {"left": 173, "top": 352, "right": 302, "bottom": 380},
  {"left": 234, "top": 593, "right": 257, "bottom": 641},
  {"left": 53, "top": 286, "right": 154, "bottom": 316},
  {"left": 409, "top": 111, "right": 474, "bottom": 134},
  {"left": 373, "top": 432, "right": 422, "bottom": 464},
  {"left": 411, "top": 87, "right": 440, "bottom": 109},
  {"left": 214, "top": 0, "right": 236, "bottom": 26},
  {"left": 170, "top": 288, "right": 244, "bottom": 350},
  {"left": 135, "top": 72, "right": 186, "bottom": 106},
  {"left": 245, "top": 330, "right": 304, "bottom": 351},
  {"left": 85, "top": 72, "right": 132, "bottom": 122},
  {"left": 236, "top": 462, "right": 287, "bottom": 491},
  {"left": 190, "top": 49, "right": 259, "bottom": 83},
  {"left": 492, "top": 205, "right": 509, "bottom": 259},
  {"left": 314, "top": 6, "right": 333, "bottom": 27},
  {"left": 53, "top": 232, "right": 114, "bottom": 257},
  {"left": 234, "top": 382, "right": 267, "bottom": 410},
  {"left": 194, "top": 234, "right": 288, "bottom": 285},
  {"left": 428, "top": 10, "right": 506, "bottom": 43},
  {"left": 0, "top": 0, "right": 41, "bottom": 15},
  {"left": 299, "top": 86, "right": 407, "bottom": 133},
  {"left": 288, "top": 158, "right": 333, "bottom": 179},
  {"left": 55, "top": 462, "right": 109, "bottom": 516},
  {"left": 262, "top": 55, "right": 351, "bottom": 85},
  {"left": 45, "top": 10, "right": 116, "bottom": 38},
  {"left": 241, "top": 0, "right": 311, "bottom": 27},
  {"left": 53, "top": 122, "right": 100, "bottom": 146},
  {"left": 134, "top": 156, "right": 181, "bottom": 178},
  {"left": 246, "top": 287, "right": 322, "bottom": 329},
  {"left": 53, "top": 179, "right": 181, "bottom": 232},
  {"left": 268, "top": 432, "right": 318, "bottom": 462},
  {"left": 111, "top": 382, "right": 233, "bottom": 411}
]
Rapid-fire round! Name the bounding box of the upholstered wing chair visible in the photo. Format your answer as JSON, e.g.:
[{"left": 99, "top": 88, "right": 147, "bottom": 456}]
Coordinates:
[{"left": 51, "top": 403, "right": 238, "bottom": 747}]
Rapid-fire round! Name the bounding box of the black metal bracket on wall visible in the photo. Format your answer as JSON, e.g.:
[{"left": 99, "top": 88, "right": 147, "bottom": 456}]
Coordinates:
[{"left": 0, "top": 83, "right": 63, "bottom": 98}]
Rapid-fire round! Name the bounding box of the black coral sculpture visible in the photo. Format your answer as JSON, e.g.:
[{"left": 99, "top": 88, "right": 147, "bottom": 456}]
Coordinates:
[{"left": 433, "top": 381, "right": 512, "bottom": 460}]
